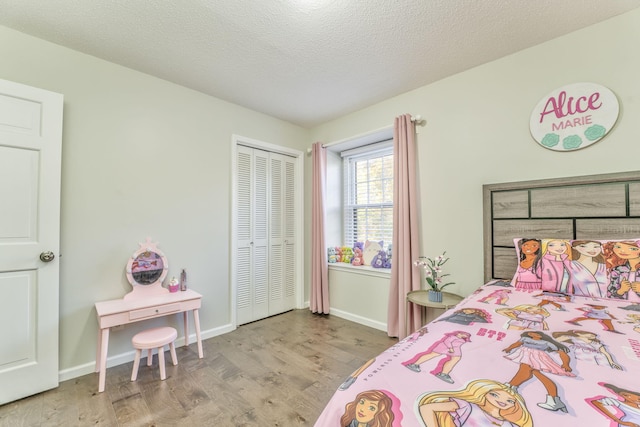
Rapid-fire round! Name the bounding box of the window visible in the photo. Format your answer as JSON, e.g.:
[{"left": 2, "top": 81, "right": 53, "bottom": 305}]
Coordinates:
[{"left": 343, "top": 142, "right": 393, "bottom": 250}]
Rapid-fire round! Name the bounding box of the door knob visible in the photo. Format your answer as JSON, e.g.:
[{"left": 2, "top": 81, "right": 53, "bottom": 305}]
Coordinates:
[{"left": 40, "top": 251, "right": 55, "bottom": 262}]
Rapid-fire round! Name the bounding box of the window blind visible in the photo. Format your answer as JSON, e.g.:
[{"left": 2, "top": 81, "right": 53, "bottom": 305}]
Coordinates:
[{"left": 343, "top": 147, "right": 393, "bottom": 250}]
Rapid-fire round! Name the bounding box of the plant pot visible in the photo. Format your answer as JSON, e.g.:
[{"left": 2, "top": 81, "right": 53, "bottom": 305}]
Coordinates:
[{"left": 428, "top": 290, "right": 443, "bottom": 303}]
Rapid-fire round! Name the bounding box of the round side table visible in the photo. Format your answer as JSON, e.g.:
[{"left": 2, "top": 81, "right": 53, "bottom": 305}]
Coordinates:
[{"left": 405, "top": 290, "right": 463, "bottom": 336}]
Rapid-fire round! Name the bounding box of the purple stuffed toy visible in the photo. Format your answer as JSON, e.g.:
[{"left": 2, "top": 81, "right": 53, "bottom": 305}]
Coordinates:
[{"left": 371, "top": 250, "right": 388, "bottom": 268}]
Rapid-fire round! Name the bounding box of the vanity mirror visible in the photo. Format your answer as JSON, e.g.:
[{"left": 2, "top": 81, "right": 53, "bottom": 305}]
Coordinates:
[{"left": 124, "top": 237, "right": 169, "bottom": 299}]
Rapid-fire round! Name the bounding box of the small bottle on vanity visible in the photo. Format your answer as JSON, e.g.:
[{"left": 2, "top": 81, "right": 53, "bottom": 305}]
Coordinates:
[{"left": 180, "top": 269, "right": 187, "bottom": 291}]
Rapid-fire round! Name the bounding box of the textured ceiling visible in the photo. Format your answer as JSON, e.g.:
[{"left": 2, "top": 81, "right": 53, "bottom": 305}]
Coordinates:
[{"left": 1, "top": 0, "right": 639, "bottom": 128}]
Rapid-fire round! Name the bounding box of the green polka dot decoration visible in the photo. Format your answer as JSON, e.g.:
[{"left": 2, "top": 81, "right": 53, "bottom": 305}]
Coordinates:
[
  {"left": 541, "top": 133, "right": 559, "bottom": 147},
  {"left": 584, "top": 124, "right": 606, "bottom": 141},
  {"left": 563, "top": 135, "right": 583, "bottom": 150}
]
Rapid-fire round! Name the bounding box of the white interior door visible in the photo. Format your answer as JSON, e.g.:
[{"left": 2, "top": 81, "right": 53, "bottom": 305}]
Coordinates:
[
  {"left": 251, "top": 149, "right": 270, "bottom": 320},
  {"left": 282, "top": 155, "right": 297, "bottom": 310},
  {"left": 235, "top": 146, "right": 253, "bottom": 325},
  {"left": 234, "top": 144, "right": 298, "bottom": 325},
  {"left": 0, "top": 79, "right": 63, "bottom": 404},
  {"left": 268, "top": 153, "right": 296, "bottom": 316},
  {"left": 269, "top": 154, "right": 284, "bottom": 315},
  {"left": 235, "top": 146, "right": 269, "bottom": 325}
]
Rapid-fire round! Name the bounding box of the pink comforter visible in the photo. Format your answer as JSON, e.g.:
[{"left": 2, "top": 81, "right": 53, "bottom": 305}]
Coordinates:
[{"left": 315, "top": 282, "right": 640, "bottom": 427}]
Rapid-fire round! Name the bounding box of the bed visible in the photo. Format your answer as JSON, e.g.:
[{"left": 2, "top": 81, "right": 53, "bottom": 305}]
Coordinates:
[{"left": 315, "top": 171, "right": 640, "bottom": 427}]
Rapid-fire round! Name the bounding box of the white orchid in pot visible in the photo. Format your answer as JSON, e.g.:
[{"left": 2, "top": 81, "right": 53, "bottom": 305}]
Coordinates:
[{"left": 414, "top": 252, "right": 455, "bottom": 302}]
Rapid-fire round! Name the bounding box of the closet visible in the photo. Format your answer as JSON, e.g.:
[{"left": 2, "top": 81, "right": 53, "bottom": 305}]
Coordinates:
[{"left": 235, "top": 144, "right": 297, "bottom": 325}]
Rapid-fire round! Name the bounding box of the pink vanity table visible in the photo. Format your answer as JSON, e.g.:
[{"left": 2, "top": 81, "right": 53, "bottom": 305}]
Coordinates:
[{"left": 94, "top": 238, "right": 204, "bottom": 393}]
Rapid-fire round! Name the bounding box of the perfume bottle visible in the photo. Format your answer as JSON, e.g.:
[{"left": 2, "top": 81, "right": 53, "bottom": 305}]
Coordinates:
[{"left": 180, "top": 269, "right": 187, "bottom": 291}]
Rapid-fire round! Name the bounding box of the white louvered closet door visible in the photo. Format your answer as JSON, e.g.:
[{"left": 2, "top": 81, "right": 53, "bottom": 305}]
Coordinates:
[
  {"left": 236, "top": 146, "right": 296, "bottom": 325},
  {"left": 282, "top": 155, "right": 297, "bottom": 311},
  {"left": 236, "top": 146, "right": 268, "bottom": 324},
  {"left": 268, "top": 153, "right": 297, "bottom": 316},
  {"left": 269, "top": 154, "right": 284, "bottom": 315}
]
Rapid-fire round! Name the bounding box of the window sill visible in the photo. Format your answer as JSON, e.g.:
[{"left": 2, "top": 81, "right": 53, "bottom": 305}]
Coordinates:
[{"left": 328, "top": 263, "right": 391, "bottom": 279}]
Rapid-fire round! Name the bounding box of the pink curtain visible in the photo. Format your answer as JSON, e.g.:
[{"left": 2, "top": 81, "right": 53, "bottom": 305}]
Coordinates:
[
  {"left": 387, "top": 114, "right": 421, "bottom": 338},
  {"left": 310, "top": 142, "right": 330, "bottom": 314}
]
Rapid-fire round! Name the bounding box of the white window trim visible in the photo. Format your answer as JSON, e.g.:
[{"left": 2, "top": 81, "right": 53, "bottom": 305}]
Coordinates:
[
  {"left": 328, "top": 262, "right": 391, "bottom": 279},
  {"left": 323, "top": 126, "right": 394, "bottom": 274},
  {"left": 340, "top": 139, "right": 393, "bottom": 158}
]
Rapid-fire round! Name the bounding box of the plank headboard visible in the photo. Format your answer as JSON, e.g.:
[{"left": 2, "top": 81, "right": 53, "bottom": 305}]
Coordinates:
[{"left": 483, "top": 170, "right": 640, "bottom": 282}]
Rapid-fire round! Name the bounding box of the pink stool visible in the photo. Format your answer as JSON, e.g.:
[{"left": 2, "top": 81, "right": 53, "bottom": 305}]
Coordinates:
[{"left": 131, "top": 326, "right": 178, "bottom": 381}]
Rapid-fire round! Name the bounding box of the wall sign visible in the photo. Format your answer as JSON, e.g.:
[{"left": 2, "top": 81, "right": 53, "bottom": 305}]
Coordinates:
[{"left": 529, "top": 82, "right": 619, "bottom": 151}]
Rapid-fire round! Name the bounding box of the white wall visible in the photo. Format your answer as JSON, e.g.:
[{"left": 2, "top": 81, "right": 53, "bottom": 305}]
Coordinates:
[
  {"left": 328, "top": 266, "right": 389, "bottom": 330},
  {"left": 0, "top": 26, "right": 309, "bottom": 377},
  {"left": 310, "top": 9, "right": 640, "bottom": 316}
]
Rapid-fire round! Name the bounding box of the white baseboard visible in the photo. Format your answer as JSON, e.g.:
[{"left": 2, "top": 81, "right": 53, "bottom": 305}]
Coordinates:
[
  {"left": 303, "top": 300, "right": 388, "bottom": 332},
  {"left": 328, "top": 307, "right": 387, "bottom": 332},
  {"left": 58, "top": 323, "right": 235, "bottom": 383}
]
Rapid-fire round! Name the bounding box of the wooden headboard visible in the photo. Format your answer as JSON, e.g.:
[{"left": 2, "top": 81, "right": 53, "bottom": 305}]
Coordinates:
[{"left": 483, "top": 170, "right": 640, "bottom": 282}]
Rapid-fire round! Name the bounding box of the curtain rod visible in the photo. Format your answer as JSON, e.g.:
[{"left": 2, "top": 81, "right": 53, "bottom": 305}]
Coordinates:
[
  {"left": 306, "top": 116, "right": 423, "bottom": 154},
  {"left": 411, "top": 114, "right": 424, "bottom": 124}
]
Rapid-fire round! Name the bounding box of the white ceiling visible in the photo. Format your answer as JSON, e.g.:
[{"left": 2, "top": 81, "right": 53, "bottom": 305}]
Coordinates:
[{"left": 1, "top": 1, "right": 639, "bottom": 128}]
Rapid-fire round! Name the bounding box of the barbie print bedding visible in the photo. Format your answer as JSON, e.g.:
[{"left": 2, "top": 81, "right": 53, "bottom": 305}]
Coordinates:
[
  {"left": 510, "top": 238, "right": 640, "bottom": 301},
  {"left": 314, "top": 282, "right": 640, "bottom": 427}
]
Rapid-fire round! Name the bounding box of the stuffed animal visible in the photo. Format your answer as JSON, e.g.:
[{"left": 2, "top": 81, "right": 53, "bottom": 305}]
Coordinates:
[
  {"left": 341, "top": 246, "right": 353, "bottom": 263},
  {"left": 353, "top": 241, "right": 364, "bottom": 252},
  {"left": 371, "top": 250, "right": 388, "bottom": 268},
  {"left": 362, "top": 240, "right": 384, "bottom": 266},
  {"left": 335, "top": 246, "right": 343, "bottom": 263},
  {"left": 382, "top": 254, "right": 392, "bottom": 269},
  {"left": 327, "top": 247, "right": 337, "bottom": 263},
  {"left": 351, "top": 248, "right": 364, "bottom": 266},
  {"left": 385, "top": 244, "right": 392, "bottom": 268}
]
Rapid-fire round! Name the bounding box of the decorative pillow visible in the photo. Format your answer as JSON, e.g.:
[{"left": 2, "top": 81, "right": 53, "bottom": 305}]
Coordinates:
[
  {"left": 510, "top": 237, "right": 640, "bottom": 302},
  {"left": 599, "top": 238, "right": 640, "bottom": 301},
  {"left": 362, "top": 240, "right": 383, "bottom": 266}
]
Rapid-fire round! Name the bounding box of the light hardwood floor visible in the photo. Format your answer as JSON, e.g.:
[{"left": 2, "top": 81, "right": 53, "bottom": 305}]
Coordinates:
[{"left": 0, "top": 309, "right": 397, "bottom": 426}]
